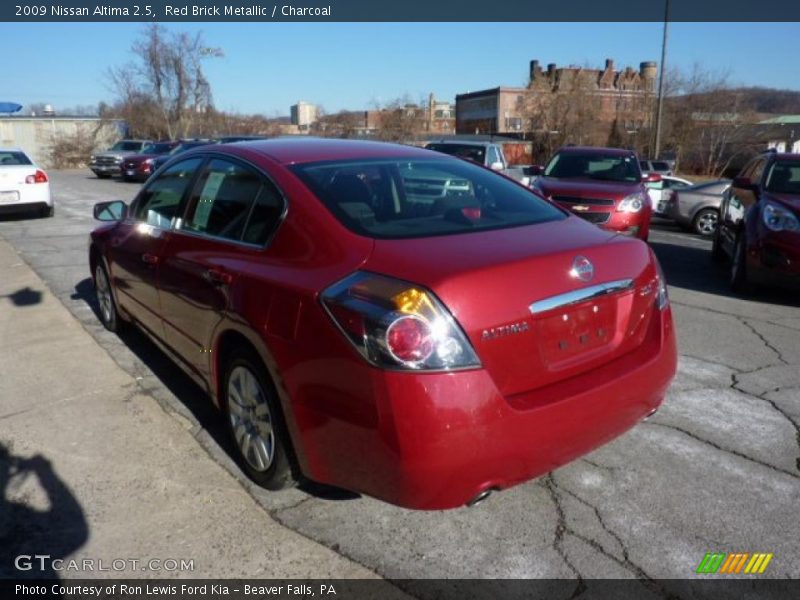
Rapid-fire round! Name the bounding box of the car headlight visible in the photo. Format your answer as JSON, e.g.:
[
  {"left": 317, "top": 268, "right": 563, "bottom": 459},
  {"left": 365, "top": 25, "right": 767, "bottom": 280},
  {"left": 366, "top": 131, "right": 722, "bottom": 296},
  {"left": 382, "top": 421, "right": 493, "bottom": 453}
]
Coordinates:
[
  {"left": 89, "top": 155, "right": 96, "bottom": 161},
  {"left": 617, "top": 192, "right": 648, "bottom": 213},
  {"left": 763, "top": 202, "right": 800, "bottom": 232},
  {"left": 144, "top": 158, "right": 154, "bottom": 165}
]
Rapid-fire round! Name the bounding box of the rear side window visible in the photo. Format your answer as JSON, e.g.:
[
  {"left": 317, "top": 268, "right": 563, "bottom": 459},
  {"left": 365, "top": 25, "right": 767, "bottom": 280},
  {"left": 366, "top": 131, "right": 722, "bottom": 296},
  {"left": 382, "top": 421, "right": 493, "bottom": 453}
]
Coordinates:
[
  {"left": 134, "top": 158, "right": 202, "bottom": 228},
  {"left": 182, "top": 158, "right": 283, "bottom": 245},
  {"left": 0, "top": 151, "right": 32, "bottom": 166},
  {"left": 290, "top": 157, "right": 565, "bottom": 239}
]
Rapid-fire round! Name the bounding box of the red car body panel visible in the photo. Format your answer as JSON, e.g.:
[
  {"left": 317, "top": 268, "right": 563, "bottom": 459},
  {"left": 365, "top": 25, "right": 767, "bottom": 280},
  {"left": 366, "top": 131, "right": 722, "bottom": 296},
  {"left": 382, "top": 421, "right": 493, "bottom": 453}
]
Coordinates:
[{"left": 90, "top": 139, "right": 678, "bottom": 509}]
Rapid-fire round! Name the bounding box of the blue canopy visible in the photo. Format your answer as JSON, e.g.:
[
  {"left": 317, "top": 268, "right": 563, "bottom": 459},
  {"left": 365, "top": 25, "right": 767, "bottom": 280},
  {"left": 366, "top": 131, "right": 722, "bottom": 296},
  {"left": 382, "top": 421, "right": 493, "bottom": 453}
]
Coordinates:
[{"left": 0, "top": 102, "right": 23, "bottom": 114}]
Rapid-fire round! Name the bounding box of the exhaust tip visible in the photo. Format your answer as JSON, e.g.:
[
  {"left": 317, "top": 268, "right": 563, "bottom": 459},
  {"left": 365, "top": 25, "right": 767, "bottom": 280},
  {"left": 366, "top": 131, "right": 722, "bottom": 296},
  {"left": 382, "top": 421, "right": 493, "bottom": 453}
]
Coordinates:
[
  {"left": 643, "top": 407, "right": 659, "bottom": 421},
  {"left": 466, "top": 488, "right": 495, "bottom": 507}
]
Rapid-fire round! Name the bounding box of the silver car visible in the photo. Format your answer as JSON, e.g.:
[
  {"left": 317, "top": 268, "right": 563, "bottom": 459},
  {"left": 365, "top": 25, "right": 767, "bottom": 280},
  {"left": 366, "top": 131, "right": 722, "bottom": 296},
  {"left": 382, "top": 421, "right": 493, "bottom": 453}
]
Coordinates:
[{"left": 665, "top": 179, "right": 731, "bottom": 236}]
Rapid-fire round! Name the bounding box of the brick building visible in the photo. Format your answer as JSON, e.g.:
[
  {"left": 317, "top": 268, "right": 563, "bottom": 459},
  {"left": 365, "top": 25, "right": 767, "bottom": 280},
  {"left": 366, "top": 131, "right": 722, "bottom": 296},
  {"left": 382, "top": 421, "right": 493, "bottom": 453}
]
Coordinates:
[{"left": 456, "top": 58, "right": 658, "bottom": 141}]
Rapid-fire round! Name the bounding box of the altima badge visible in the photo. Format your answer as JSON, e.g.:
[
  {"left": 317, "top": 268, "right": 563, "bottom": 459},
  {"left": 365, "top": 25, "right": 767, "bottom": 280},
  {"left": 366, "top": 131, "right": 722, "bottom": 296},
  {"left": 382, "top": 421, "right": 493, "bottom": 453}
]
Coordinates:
[{"left": 570, "top": 256, "right": 594, "bottom": 282}]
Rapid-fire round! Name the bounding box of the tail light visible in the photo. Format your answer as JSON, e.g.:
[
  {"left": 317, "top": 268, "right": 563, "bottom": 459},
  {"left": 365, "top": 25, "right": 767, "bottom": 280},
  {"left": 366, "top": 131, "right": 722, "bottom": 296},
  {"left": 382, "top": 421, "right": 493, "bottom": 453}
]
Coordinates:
[
  {"left": 321, "top": 272, "right": 480, "bottom": 371},
  {"left": 25, "top": 170, "right": 48, "bottom": 184}
]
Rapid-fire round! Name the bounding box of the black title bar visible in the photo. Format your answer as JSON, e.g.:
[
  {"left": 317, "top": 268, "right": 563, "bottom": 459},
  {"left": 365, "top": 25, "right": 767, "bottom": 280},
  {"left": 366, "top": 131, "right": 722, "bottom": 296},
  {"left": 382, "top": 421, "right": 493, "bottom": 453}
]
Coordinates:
[{"left": 3, "top": 0, "right": 800, "bottom": 22}]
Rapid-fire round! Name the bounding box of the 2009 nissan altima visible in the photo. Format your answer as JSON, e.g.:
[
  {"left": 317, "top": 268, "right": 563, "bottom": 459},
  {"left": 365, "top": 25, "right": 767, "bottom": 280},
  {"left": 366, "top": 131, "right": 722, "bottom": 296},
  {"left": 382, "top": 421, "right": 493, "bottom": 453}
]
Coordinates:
[{"left": 89, "top": 138, "right": 677, "bottom": 509}]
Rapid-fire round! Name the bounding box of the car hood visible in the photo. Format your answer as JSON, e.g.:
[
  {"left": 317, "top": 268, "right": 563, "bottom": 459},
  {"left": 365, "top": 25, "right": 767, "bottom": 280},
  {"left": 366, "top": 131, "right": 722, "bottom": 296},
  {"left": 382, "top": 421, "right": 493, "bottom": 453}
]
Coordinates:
[
  {"left": 95, "top": 151, "right": 139, "bottom": 158},
  {"left": 537, "top": 177, "right": 643, "bottom": 200}
]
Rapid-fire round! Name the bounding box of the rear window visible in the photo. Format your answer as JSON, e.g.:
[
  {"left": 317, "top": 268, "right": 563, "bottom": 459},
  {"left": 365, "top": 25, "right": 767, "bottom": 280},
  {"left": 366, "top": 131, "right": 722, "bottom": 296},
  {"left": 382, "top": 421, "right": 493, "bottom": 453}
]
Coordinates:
[
  {"left": 0, "top": 151, "right": 32, "bottom": 166},
  {"left": 652, "top": 161, "right": 671, "bottom": 171},
  {"left": 545, "top": 152, "right": 641, "bottom": 183},
  {"left": 291, "top": 158, "right": 565, "bottom": 239}
]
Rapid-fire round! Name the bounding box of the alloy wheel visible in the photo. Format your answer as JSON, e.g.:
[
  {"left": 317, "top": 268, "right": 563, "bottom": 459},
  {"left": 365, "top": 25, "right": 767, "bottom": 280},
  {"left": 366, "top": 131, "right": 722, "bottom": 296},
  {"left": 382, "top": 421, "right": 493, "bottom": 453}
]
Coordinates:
[{"left": 227, "top": 365, "right": 275, "bottom": 472}]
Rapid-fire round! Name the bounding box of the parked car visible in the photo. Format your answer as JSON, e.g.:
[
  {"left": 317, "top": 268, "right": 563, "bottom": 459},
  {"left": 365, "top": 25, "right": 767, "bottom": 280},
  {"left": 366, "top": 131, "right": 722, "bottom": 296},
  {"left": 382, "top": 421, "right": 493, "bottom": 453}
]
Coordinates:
[
  {"left": 532, "top": 146, "right": 659, "bottom": 241},
  {"left": 664, "top": 179, "right": 731, "bottom": 236},
  {"left": 0, "top": 148, "right": 53, "bottom": 218},
  {"left": 121, "top": 141, "right": 180, "bottom": 182},
  {"left": 88, "top": 139, "right": 677, "bottom": 510},
  {"left": 648, "top": 175, "right": 693, "bottom": 215},
  {"left": 714, "top": 150, "right": 800, "bottom": 291},
  {"left": 426, "top": 140, "right": 532, "bottom": 186},
  {"left": 89, "top": 140, "right": 152, "bottom": 178},
  {"left": 640, "top": 159, "right": 675, "bottom": 176},
  {"left": 150, "top": 139, "right": 216, "bottom": 172}
]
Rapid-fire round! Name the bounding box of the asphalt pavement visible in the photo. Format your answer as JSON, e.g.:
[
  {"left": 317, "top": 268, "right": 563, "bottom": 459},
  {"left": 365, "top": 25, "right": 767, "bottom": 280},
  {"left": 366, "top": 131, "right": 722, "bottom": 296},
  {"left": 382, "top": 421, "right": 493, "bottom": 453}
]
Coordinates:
[{"left": 0, "top": 170, "right": 798, "bottom": 587}]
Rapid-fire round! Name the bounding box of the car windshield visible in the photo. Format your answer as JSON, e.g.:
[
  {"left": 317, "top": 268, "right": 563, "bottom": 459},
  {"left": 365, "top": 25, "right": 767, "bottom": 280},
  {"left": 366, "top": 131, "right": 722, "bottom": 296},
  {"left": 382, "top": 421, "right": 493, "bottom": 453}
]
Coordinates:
[
  {"left": 545, "top": 152, "right": 641, "bottom": 183},
  {"left": 141, "top": 143, "right": 174, "bottom": 155},
  {"left": 427, "top": 144, "right": 486, "bottom": 165},
  {"left": 291, "top": 158, "right": 565, "bottom": 239},
  {"left": 765, "top": 161, "right": 800, "bottom": 194},
  {"left": 110, "top": 141, "right": 144, "bottom": 152},
  {"left": 0, "top": 151, "right": 32, "bottom": 166}
]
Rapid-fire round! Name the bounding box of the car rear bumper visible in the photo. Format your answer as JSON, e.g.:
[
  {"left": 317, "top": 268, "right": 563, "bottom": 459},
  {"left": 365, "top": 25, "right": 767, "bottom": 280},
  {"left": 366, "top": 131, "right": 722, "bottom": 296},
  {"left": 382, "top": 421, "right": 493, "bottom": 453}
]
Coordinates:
[
  {"left": 293, "top": 305, "right": 677, "bottom": 509},
  {"left": 0, "top": 186, "right": 52, "bottom": 213}
]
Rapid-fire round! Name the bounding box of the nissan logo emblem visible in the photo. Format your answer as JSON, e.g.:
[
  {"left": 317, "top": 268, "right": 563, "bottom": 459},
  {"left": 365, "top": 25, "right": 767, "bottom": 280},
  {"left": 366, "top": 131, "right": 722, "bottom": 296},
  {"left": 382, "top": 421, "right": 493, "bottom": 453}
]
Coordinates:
[{"left": 570, "top": 256, "right": 594, "bottom": 282}]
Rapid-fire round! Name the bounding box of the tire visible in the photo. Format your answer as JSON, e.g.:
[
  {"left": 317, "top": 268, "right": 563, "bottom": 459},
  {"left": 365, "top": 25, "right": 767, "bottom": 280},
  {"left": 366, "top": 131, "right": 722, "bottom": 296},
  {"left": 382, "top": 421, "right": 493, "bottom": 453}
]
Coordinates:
[
  {"left": 94, "top": 263, "right": 122, "bottom": 332},
  {"left": 223, "top": 349, "right": 295, "bottom": 491},
  {"left": 692, "top": 208, "right": 718, "bottom": 237},
  {"left": 730, "top": 232, "right": 753, "bottom": 294},
  {"left": 40, "top": 205, "right": 54, "bottom": 218}
]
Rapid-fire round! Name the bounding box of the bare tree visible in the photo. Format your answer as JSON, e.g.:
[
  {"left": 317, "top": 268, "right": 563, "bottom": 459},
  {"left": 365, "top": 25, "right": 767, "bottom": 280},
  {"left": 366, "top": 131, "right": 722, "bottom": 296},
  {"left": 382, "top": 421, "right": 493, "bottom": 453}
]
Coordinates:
[
  {"left": 662, "top": 64, "right": 760, "bottom": 176},
  {"left": 372, "top": 95, "right": 426, "bottom": 142},
  {"left": 108, "top": 24, "right": 223, "bottom": 139}
]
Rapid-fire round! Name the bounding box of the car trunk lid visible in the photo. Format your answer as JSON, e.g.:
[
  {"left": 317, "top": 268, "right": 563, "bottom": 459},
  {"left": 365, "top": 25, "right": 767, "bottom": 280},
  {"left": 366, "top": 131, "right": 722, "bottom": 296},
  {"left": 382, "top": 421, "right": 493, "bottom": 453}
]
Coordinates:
[{"left": 364, "top": 217, "right": 659, "bottom": 396}]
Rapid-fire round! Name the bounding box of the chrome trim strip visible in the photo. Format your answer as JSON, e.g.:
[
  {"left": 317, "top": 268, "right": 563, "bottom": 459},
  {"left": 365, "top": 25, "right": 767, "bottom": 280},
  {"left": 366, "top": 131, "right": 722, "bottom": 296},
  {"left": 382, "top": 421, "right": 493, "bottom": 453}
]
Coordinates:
[{"left": 529, "top": 278, "right": 635, "bottom": 315}]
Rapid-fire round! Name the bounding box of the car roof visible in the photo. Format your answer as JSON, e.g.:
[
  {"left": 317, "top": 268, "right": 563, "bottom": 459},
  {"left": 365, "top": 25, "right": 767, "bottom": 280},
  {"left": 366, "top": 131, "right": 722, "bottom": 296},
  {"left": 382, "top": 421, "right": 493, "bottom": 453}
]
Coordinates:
[
  {"left": 555, "top": 146, "right": 635, "bottom": 157},
  {"left": 231, "top": 137, "right": 437, "bottom": 165}
]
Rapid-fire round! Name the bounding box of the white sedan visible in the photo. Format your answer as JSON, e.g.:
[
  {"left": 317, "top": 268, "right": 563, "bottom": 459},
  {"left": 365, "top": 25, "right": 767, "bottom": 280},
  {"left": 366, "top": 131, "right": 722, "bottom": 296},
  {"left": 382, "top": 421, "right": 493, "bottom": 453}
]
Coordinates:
[
  {"left": 0, "top": 148, "right": 53, "bottom": 218},
  {"left": 646, "top": 175, "right": 693, "bottom": 216}
]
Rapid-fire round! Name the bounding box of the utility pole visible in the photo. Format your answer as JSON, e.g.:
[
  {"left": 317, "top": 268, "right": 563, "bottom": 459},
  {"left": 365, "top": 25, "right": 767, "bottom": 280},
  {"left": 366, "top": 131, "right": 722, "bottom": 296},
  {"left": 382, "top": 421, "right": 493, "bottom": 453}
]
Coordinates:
[{"left": 653, "top": 0, "right": 670, "bottom": 159}]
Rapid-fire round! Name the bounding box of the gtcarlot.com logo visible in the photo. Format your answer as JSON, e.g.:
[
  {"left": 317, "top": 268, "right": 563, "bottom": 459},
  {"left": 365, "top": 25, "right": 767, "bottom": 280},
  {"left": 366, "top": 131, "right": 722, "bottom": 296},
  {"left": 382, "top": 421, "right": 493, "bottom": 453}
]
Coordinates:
[
  {"left": 14, "top": 555, "right": 195, "bottom": 572},
  {"left": 696, "top": 552, "right": 773, "bottom": 574}
]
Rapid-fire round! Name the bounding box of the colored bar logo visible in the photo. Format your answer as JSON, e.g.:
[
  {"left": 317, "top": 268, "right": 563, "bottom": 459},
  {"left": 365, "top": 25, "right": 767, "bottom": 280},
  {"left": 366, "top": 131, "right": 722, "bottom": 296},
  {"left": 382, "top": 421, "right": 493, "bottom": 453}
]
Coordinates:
[{"left": 696, "top": 552, "right": 773, "bottom": 574}]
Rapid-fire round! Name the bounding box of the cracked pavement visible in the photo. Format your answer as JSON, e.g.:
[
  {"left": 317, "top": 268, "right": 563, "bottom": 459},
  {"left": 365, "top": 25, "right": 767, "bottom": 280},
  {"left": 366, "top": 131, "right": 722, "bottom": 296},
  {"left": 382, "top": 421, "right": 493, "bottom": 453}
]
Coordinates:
[{"left": 0, "top": 171, "right": 798, "bottom": 587}]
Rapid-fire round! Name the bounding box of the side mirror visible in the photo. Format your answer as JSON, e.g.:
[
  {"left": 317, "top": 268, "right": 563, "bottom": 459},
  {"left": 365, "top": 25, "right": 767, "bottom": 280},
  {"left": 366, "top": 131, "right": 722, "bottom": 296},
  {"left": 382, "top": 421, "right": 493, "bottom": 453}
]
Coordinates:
[
  {"left": 643, "top": 172, "right": 662, "bottom": 183},
  {"left": 525, "top": 165, "right": 545, "bottom": 176},
  {"left": 93, "top": 200, "right": 128, "bottom": 222},
  {"left": 489, "top": 161, "right": 505, "bottom": 172}
]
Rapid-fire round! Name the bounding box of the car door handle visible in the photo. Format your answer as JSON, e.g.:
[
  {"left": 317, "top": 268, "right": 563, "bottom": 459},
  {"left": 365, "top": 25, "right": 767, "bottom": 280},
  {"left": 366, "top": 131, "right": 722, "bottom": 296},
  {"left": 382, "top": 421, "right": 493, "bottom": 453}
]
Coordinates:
[
  {"left": 141, "top": 253, "right": 159, "bottom": 265},
  {"left": 204, "top": 268, "right": 233, "bottom": 286}
]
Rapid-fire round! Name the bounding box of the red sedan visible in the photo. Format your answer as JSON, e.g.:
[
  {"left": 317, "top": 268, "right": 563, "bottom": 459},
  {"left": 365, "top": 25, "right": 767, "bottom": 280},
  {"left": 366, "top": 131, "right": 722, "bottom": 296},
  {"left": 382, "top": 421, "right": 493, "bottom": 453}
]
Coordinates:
[{"left": 89, "top": 139, "right": 677, "bottom": 509}]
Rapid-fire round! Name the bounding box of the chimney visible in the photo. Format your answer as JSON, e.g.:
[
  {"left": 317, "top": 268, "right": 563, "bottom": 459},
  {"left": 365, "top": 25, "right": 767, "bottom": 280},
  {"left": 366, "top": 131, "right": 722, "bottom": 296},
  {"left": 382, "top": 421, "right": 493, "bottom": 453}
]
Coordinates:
[
  {"left": 605, "top": 58, "right": 614, "bottom": 71},
  {"left": 530, "top": 59, "right": 540, "bottom": 81}
]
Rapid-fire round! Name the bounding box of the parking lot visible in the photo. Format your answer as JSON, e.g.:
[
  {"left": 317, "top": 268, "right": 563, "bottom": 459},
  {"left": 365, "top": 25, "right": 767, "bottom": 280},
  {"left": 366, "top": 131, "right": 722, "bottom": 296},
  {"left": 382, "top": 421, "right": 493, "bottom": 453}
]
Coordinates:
[{"left": 1, "top": 170, "right": 799, "bottom": 585}]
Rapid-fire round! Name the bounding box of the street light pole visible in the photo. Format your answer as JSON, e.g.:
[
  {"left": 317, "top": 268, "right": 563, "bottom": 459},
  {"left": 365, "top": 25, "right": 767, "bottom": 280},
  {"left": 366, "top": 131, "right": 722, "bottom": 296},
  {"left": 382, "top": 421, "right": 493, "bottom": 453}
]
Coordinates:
[{"left": 653, "top": 0, "right": 670, "bottom": 159}]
